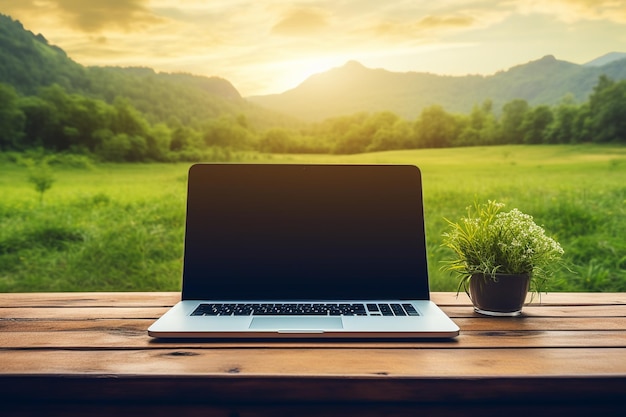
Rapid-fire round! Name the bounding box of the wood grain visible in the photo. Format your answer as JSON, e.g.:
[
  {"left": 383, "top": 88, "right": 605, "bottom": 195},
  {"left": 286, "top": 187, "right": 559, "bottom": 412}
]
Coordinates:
[
  {"left": 1, "top": 292, "right": 625, "bottom": 416},
  {"left": 1, "top": 291, "right": 624, "bottom": 307}
]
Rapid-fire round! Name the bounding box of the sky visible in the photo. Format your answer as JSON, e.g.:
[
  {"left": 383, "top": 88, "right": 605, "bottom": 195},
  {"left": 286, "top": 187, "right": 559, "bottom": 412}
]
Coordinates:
[{"left": 1, "top": 0, "right": 626, "bottom": 96}]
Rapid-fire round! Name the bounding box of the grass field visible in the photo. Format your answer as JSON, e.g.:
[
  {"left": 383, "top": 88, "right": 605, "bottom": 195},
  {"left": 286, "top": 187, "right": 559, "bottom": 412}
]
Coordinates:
[{"left": 1, "top": 144, "right": 625, "bottom": 293}]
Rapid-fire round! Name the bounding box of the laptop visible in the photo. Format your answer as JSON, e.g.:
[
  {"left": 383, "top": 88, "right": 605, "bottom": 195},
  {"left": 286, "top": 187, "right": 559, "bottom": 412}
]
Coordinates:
[{"left": 148, "top": 163, "right": 459, "bottom": 339}]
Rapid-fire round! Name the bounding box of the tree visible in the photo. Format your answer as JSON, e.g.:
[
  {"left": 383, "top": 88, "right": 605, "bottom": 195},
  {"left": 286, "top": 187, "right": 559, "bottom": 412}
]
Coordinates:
[
  {"left": 97, "top": 133, "right": 132, "bottom": 162},
  {"left": 169, "top": 124, "right": 202, "bottom": 152},
  {"left": 414, "top": 105, "right": 459, "bottom": 148},
  {"left": 259, "top": 128, "right": 293, "bottom": 153},
  {"left": 545, "top": 99, "right": 581, "bottom": 144},
  {"left": 571, "top": 104, "right": 593, "bottom": 143},
  {"left": 35, "top": 84, "right": 72, "bottom": 150},
  {"left": 499, "top": 99, "right": 529, "bottom": 144},
  {"left": 367, "top": 118, "right": 414, "bottom": 151},
  {"left": 111, "top": 97, "right": 149, "bottom": 137},
  {"left": 18, "top": 95, "right": 53, "bottom": 149},
  {"left": 587, "top": 76, "right": 626, "bottom": 143},
  {"left": 65, "top": 95, "right": 116, "bottom": 152},
  {"left": 455, "top": 100, "right": 498, "bottom": 146},
  {"left": 146, "top": 123, "right": 172, "bottom": 161},
  {"left": 0, "top": 83, "right": 25, "bottom": 149},
  {"left": 203, "top": 116, "right": 252, "bottom": 149},
  {"left": 333, "top": 124, "right": 372, "bottom": 154},
  {"left": 521, "top": 105, "right": 554, "bottom": 144},
  {"left": 24, "top": 156, "right": 55, "bottom": 205}
]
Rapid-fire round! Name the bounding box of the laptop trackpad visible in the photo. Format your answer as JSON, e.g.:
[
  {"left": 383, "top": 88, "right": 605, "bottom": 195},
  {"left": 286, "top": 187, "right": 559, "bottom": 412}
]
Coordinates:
[{"left": 249, "top": 317, "right": 343, "bottom": 330}]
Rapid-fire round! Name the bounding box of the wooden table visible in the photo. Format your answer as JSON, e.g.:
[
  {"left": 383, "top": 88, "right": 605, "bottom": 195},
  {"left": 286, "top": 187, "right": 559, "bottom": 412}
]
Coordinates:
[{"left": 1, "top": 292, "right": 625, "bottom": 416}]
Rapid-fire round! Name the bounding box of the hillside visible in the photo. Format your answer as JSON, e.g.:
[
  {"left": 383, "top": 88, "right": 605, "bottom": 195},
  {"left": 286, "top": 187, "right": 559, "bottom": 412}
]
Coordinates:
[
  {"left": 584, "top": 52, "right": 626, "bottom": 67},
  {"left": 0, "top": 14, "right": 292, "bottom": 129},
  {"left": 4, "top": 12, "right": 625, "bottom": 127},
  {"left": 249, "top": 55, "right": 626, "bottom": 121},
  {"left": 0, "top": 15, "right": 88, "bottom": 94}
]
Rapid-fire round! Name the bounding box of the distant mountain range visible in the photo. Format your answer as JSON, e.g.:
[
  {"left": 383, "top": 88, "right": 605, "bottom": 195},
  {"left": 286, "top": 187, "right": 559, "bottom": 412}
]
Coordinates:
[
  {"left": 249, "top": 54, "right": 626, "bottom": 121},
  {"left": 2, "top": 13, "right": 625, "bottom": 125},
  {"left": 583, "top": 52, "right": 626, "bottom": 67}
]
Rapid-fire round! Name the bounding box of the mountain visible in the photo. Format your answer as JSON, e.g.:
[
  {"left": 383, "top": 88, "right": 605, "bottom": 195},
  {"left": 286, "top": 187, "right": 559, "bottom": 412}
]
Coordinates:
[
  {"left": 4, "top": 13, "right": 626, "bottom": 127},
  {"left": 584, "top": 52, "right": 626, "bottom": 67},
  {"left": 0, "top": 15, "right": 88, "bottom": 94},
  {"left": 0, "top": 14, "right": 292, "bottom": 129},
  {"left": 249, "top": 55, "right": 626, "bottom": 121}
]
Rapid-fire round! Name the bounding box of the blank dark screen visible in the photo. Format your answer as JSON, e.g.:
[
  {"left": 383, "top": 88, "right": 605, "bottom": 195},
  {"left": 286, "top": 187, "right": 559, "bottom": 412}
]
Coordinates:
[{"left": 181, "top": 164, "right": 430, "bottom": 300}]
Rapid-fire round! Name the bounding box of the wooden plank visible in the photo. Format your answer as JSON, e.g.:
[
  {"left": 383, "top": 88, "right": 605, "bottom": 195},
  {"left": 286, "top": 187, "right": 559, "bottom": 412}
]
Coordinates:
[
  {"left": 2, "top": 348, "right": 626, "bottom": 377},
  {"left": 0, "top": 306, "right": 170, "bottom": 319},
  {"left": 1, "top": 360, "right": 625, "bottom": 407},
  {"left": 0, "top": 329, "right": 625, "bottom": 349},
  {"left": 3, "top": 316, "right": 626, "bottom": 333},
  {"left": 432, "top": 292, "right": 626, "bottom": 306},
  {"left": 0, "top": 318, "right": 152, "bottom": 332},
  {"left": 0, "top": 292, "right": 180, "bottom": 307},
  {"left": 455, "top": 317, "right": 626, "bottom": 331},
  {"left": 1, "top": 292, "right": 624, "bottom": 308},
  {"left": 444, "top": 304, "right": 626, "bottom": 318},
  {"left": 3, "top": 304, "right": 625, "bottom": 321}
]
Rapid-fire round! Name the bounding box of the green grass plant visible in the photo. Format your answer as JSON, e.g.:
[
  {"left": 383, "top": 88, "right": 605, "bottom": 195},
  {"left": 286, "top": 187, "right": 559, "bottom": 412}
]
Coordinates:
[{"left": 1, "top": 144, "right": 625, "bottom": 292}]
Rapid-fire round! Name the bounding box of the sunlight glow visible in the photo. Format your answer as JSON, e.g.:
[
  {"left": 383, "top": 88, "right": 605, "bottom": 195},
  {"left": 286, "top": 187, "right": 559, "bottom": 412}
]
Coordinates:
[
  {"left": 1, "top": 0, "right": 624, "bottom": 95},
  {"left": 266, "top": 57, "right": 348, "bottom": 93}
]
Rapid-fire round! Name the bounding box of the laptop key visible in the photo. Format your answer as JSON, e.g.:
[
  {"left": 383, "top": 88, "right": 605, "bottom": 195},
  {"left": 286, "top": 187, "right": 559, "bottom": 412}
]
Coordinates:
[
  {"left": 402, "top": 303, "right": 420, "bottom": 316},
  {"left": 233, "top": 305, "right": 253, "bottom": 316},
  {"left": 366, "top": 304, "right": 380, "bottom": 312},
  {"left": 352, "top": 304, "right": 367, "bottom": 316},
  {"left": 391, "top": 304, "right": 407, "bottom": 316},
  {"left": 191, "top": 304, "right": 222, "bottom": 316},
  {"left": 378, "top": 304, "right": 394, "bottom": 316}
]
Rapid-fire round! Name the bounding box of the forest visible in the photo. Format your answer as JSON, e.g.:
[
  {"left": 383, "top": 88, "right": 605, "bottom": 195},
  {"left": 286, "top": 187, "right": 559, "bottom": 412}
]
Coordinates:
[{"left": 1, "top": 74, "right": 625, "bottom": 162}]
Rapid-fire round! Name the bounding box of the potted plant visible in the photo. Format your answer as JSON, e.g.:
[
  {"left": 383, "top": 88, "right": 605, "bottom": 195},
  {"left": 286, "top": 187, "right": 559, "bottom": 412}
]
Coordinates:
[{"left": 441, "top": 200, "right": 564, "bottom": 316}]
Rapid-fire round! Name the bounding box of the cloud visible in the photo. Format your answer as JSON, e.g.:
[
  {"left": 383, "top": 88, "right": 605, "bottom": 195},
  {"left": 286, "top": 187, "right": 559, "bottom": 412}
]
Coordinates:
[
  {"left": 373, "top": 13, "right": 477, "bottom": 41},
  {"left": 418, "top": 15, "right": 476, "bottom": 30},
  {"left": 271, "top": 7, "right": 330, "bottom": 36},
  {"left": 516, "top": 0, "right": 626, "bottom": 24},
  {"left": 0, "top": 0, "right": 164, "bottom": 32},
  {"left": 0, "top": 0, "right": 45, "bottom": 16}
]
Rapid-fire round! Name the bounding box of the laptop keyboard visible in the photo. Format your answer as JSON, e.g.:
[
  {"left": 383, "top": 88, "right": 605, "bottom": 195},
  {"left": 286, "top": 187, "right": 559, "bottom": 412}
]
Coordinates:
[{"left": 191, "top": 303, "right": 420, "bottom": 317}]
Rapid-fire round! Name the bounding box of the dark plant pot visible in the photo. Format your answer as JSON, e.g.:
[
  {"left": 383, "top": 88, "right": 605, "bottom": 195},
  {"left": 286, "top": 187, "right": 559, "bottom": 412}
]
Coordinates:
[{"left": 469, "top": 273, "right": 531, "bottom": 316}]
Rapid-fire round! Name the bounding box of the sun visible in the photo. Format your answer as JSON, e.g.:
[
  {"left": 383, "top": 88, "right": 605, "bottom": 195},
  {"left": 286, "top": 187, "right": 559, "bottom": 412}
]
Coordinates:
[{"left": 272, "top": 56, "right": 347, "bottom": 92}]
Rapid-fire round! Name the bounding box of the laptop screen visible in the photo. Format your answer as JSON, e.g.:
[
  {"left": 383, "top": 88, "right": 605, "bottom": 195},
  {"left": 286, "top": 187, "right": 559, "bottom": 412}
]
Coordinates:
[{"left": 181, "top": 164, "right": 430, "bottom": 301}]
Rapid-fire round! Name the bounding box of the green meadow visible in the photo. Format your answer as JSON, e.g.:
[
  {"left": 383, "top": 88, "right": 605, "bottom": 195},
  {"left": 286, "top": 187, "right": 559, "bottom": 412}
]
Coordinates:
[{"left": 1, "top": 144, "right": 625, "bottom": 293}]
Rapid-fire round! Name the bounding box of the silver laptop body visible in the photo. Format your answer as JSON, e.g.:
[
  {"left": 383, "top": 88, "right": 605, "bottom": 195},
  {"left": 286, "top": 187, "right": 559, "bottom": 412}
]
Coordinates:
[{"left": 148, "top": 164, "right": 459, "bottom": 339}]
